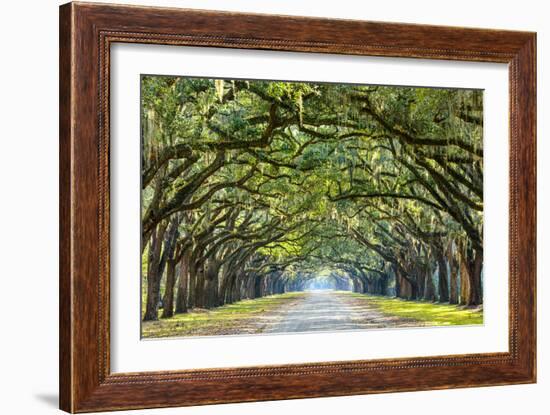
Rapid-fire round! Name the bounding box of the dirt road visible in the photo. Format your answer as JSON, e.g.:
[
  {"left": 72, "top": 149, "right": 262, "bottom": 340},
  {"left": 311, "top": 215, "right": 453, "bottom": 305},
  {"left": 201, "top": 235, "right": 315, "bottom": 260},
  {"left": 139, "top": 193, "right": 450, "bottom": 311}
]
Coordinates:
[
  {"left": 258, "top": 290, "right": 422, "bottom": 334},
  {"left": 142, "top": 290, "right": 475, "bottom": 338}
]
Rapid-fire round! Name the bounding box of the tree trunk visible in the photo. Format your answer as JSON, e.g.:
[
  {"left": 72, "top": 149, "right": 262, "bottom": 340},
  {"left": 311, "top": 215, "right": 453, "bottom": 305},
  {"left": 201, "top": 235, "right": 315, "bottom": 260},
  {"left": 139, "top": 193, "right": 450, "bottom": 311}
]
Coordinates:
[
  {"left": 352, "top": 278, "right": 361, "bottom": 293},
  {"left": 204, "top": 258, "right": 220, "bottom": 308},
  {"left": 394, "top": 267, "right": 402, "bottom": 298},
  {"left": 416, "top": 265, "right": 426, "bottom": 299},
  {"left": 409, "top": 278, "right": 419, "bottom": 300},
  {"left": 254, "top": 275, "right": 263, "bottom": 298},
  {"left": 437, "top": 251, "right": 450, "bottom": 302},
  {"left": 424, "top": 267, "right": 436, "bottom": 302},
  {"left": 459, "top": 258, "right": 470, "bottom": 305},
  {"left": 447, "top": 243, "right": 459, "bottom": 304},
  {"left": 175, "top": 252, "right": 189, "bottom": 314},
  {"left": 187, "top": 264, "right": 196, "bottom": 309},
  {"left": 161, "top": 257, "right": 176, "bottom": 318},
  {"left": 459, "top": 246, "right": 483, "bottom": 306},
  {"left": 193, "top": 266, "right": 205, "bottom": 308},
  {"left": 143, "top": 222, "right": 167, "bottom": 321},
  {"left": 401, "top": 274, "right": 413, "bottom": 299},
  {"left": 221, "top": 271, "right": 235, "bottom": 304},
  {"left": 378, "top": 275, "right": 388, "bottom": 296},
  {"left": 468, "top": 250, "right": 483, "bottom": 306},
  {"left": 245, "top": 273, "right": 256, "bottom": 298}
]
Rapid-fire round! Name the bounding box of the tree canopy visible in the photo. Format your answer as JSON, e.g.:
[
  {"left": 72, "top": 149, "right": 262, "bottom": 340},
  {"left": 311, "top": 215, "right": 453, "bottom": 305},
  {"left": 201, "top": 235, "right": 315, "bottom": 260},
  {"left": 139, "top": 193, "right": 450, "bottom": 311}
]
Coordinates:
[{"left": 140, "top": 75, "right": 484, "bottom": 321}]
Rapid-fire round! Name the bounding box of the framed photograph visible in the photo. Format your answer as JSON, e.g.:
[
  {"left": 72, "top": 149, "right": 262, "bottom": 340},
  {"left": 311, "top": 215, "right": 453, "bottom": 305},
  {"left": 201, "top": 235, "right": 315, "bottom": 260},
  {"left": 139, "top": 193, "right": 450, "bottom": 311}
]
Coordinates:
[{"left": 59, "top": 2, "right": 536, "bottom": 412}]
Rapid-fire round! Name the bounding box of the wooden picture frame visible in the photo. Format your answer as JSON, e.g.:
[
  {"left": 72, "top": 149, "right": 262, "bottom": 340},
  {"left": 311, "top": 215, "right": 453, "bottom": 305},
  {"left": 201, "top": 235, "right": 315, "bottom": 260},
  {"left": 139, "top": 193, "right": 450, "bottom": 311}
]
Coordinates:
[{"left": 59, "top": 2, "right": 536, "bottom": 412}]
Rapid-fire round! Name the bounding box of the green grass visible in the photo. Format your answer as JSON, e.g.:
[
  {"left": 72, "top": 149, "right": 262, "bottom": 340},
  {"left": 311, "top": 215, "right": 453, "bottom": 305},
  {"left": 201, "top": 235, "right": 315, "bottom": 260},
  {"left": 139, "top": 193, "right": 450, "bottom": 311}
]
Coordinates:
[
  {"left": 142, "top": 290, "right": 483, "bottom": 338},
  {"left": 142, "top": 291, "right": 305, "bottom": 338},
  {"left": 349, "top": 293, "right": 483, "bottom": 326}
]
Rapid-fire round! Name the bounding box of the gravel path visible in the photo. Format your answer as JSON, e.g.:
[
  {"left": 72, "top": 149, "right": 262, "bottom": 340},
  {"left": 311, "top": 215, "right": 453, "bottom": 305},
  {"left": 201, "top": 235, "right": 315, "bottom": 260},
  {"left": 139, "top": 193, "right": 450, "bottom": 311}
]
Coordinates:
[{"left": 259, "top": 290, "right": 423, "bottom": 334}]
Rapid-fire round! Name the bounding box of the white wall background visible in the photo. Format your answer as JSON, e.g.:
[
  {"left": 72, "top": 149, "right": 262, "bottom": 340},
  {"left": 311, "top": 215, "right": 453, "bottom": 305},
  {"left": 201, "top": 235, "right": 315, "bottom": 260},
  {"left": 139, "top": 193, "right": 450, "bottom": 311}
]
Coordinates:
[{"left": 0, "top": 0, "right": 546, "bottom": 414}]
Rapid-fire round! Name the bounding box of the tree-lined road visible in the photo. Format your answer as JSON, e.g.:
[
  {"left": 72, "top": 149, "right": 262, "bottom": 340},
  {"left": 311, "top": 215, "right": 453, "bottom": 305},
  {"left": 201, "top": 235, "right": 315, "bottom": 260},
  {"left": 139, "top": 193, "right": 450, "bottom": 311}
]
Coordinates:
[
  {"left": 141, "top": 78, "right": 485, "bottom": 329},
  {"left": 142, "top": 290, "right": 483, "bottom": 338}
]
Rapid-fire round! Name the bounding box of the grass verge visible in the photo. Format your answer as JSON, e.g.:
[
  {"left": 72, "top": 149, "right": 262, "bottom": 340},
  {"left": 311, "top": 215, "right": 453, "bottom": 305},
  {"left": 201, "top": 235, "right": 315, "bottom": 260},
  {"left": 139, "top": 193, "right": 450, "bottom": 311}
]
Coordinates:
[
  {"left": 142, "top": 291, "right": 305, "bottom": 338},
  {"left": 349, "top": 292, "right": 483, "bottom": 326}
]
